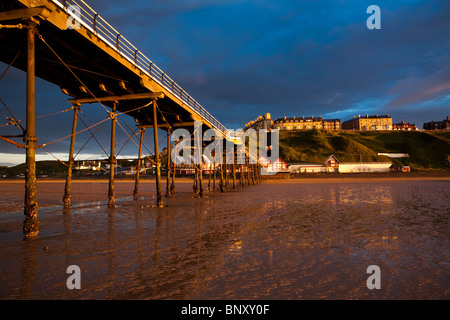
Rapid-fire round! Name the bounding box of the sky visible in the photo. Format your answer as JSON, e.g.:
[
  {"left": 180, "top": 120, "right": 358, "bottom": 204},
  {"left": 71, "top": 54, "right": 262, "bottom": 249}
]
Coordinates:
[{"left": 1, "top": 0, "right": 449, "bottom": 166}]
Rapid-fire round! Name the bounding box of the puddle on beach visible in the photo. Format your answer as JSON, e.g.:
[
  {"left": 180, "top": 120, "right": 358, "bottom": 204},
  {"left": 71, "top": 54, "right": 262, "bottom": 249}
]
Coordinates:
[{"left": 0, "top": 179, "right": 449, "bottom": 299}]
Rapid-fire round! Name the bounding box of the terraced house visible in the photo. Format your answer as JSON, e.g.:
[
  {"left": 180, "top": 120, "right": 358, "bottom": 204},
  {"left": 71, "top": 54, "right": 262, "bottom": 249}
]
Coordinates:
[
  {"left": 342, "top": 114, "right": 393, "bottom": 131},
  {"left": 273, "top": 116, "right": 341, "bottom": 131}
]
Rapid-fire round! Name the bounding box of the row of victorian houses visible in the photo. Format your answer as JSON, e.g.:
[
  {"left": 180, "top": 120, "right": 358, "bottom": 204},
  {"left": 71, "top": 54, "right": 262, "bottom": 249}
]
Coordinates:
[{"left": 244, "top": 113, "right": 450, "bottom": 132}]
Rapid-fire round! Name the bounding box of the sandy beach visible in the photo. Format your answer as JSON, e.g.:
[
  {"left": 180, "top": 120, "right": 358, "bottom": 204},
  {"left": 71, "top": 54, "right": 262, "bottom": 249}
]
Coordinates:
[{"left": 0, "top": 176, "right": 449, "bottom": 299}]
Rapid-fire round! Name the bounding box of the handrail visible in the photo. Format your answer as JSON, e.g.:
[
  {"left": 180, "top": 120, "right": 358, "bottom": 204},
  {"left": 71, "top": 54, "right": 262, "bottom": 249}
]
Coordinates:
[{"left": 51, "top": 0, "right": 229, "bottom": 136}]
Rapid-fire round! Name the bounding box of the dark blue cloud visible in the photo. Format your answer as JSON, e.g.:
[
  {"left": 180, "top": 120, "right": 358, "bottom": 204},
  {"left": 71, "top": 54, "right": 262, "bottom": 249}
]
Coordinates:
[{"left": 1, "top": 0, "right": 449, "bottom": 165}]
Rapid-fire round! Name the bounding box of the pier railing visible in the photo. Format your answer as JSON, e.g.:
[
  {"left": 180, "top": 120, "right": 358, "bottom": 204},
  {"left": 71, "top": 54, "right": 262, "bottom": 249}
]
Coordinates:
[{"left": 52, "top": 0, "right": 228, "bottom": 135}]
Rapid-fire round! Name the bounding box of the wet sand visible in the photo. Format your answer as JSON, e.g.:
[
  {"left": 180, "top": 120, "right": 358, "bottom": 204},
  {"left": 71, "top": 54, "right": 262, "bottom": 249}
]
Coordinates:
[{"left": 0, "top": 177, "right": 449, "bottom": 299}]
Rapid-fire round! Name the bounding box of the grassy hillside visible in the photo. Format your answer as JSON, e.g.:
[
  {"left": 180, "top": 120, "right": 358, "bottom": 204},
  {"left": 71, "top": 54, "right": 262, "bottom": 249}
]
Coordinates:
[
  {"left": 1, "top": 131, "right": 449, "bottom": 175},
  {"left": 0, "top": 160, "right": 68, "bottom": 176},
  {"left": 279, "top": 130, "right": 450, "bottom": 170}
]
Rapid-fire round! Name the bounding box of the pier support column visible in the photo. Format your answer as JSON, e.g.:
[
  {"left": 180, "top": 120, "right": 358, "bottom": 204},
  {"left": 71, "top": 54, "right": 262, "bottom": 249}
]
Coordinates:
[
  {"left": 23, "top": 20, "right": 39, "bottom": 239},
  {"left": 208, "top": 163, "right": 212, "bottom": 190},
  {"left": 225, "top": 164, "right": 229, "bottom": 189},
  {"left": 153, "top": 100, "right": 164, "bottom": 207},
  {"left": 232, "top": 161, "right": 236, "bottom": 190},
  {"left": 257, "top": 164, "right": 260, "bottom": 183},
  {"left": 133, "top": 128, "right": 144, "bottom": 200},
  {"left": 258, "top": 164, "right": 262, "bottom": 183},
  {"left": 199, "top": 164, "right": 204, "bottom": 197},
  {"left": 219, "top": 162, "right": 225, "bottom": 192},
  {"left": 63, "top": 104, "right": 80, "bottom": 208},
  {"left": 193, "top": 163, "right": 198, "bottom": 193},
  {"left": 222, "top": 152, "right": 227, "bottom": 192},
  {"left": 251, "top": 164, "right": 255, "bottom": 185},
  {"left": 170, "top": 162, "right": 175, "bottom": 195},
  {"left": 108, "top": 102, "right": 117, "bottom": 208},
  {"left": 165, "top": 128, "right": 172, "bottom": 198},
  {"left": 213, "top": 161, "right": 216, "bottom": 190}
]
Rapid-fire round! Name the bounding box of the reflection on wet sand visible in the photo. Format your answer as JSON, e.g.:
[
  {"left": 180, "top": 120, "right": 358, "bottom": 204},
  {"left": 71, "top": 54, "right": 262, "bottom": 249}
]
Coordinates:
[{"left": 0, "top": 179, "right": 449, "bottom": 299}]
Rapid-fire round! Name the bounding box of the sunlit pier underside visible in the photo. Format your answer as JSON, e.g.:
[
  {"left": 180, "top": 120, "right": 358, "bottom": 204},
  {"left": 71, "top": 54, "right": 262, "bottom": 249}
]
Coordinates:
[{"left": 0, "top": 0, "right": 260, "bottom": 239}]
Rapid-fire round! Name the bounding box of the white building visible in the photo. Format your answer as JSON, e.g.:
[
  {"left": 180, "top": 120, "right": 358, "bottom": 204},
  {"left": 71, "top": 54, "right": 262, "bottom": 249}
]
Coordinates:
[
  {"left": 258, "top": 156, "right": 289, "bottom": 173},
  {"left": 338, "top": 162, "right": 391, "bottom": 173},
  {"left": 289, "top": 155, "right": 391, "bottom": 173}
]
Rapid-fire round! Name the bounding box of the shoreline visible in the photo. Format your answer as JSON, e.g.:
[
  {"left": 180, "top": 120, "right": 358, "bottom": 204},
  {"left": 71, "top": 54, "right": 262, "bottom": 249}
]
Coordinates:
[
  {"left": 267, "top": 170, "right": 450, "bottom": 181},
  {"left": 1, "top": 172, "right": 450, "bottom": 184}
]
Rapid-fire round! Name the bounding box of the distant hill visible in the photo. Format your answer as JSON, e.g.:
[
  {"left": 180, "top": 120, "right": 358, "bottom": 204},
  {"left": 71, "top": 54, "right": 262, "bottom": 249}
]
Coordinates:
[
  {"left": 0, "top": 158, "right": 141, "bottom": 177},
  {"left": 279, "top": 130, "right": 450, "bottom": 170},
  {"left": 0, "top": 160, "right": 68, "bottom": 177},
  {"left": 1, "top": 131, "right": 449, "bottom": 176}
]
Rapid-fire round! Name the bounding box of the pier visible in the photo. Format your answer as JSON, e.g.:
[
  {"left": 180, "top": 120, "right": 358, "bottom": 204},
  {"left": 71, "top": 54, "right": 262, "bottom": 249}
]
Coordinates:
[{"left": 0, "top": 0, "right": 262, "bottom": 239}]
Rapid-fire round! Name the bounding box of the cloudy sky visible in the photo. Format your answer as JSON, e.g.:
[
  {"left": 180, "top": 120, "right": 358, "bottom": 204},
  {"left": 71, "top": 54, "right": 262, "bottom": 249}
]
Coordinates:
[{"left": 1, "top": 0, "right": 449, "bottom": 166}]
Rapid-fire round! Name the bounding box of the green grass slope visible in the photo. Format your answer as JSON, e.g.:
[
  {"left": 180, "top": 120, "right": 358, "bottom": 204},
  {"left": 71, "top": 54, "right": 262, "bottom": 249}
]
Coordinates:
[
  {"left": 279, "top": 130, "right": 450, "bottom": 170},
  {"left": 1, "top": 160, "right": 68, "bottom": 176}
]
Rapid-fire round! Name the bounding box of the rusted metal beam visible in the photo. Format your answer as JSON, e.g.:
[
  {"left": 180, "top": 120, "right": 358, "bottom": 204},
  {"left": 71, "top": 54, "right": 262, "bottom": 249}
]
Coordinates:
[
  {"left": 137, "top": 121, "right": 195, "bottom": 129},
  {"left": 0, "top": 136, "right": 25, "bottom": 148},
  {"left": 0, "top": 6, "right": 51, "bottom": 22},
  {"left": 68, "top": 92, "right": 164, "bottom": 105},
  {"left": 108, "top": 102, "right": 117, "bottom": 208},
  {"left": 63, "top": 104, "right": 80, "bottom": 208},
  {"left": 23, "top": 20, "right": 39, "bottom": 240}
]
